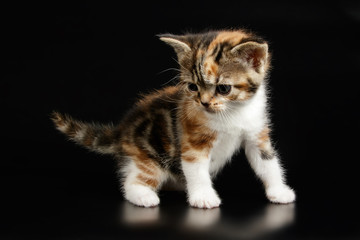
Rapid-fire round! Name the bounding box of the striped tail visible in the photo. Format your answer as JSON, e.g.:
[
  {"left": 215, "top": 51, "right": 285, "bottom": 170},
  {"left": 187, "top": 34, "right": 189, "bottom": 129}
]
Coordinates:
[{"left": 51, "top": 111, "right": 119, "bottom": 154}]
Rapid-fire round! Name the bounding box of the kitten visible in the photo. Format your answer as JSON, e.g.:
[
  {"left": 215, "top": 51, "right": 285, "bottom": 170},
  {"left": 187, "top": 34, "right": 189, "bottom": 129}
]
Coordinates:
[{"left": 52, "top": 29, "right": 295, "bottom": 208}]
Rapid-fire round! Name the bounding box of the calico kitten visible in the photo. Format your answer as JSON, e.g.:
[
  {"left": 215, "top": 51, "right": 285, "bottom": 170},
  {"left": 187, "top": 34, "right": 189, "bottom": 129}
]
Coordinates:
[{"left": 52, "top": 29, "right": 295, "bottom": 208}]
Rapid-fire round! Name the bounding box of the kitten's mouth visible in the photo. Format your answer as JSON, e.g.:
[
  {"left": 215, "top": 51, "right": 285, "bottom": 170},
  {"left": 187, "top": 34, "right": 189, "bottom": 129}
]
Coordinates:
[
  {"left": 198, "top": 102, "right": 223, "bottom": 113},
  {"left": 203, "top": 107, "right": 219, "bottom": 114},
  {"left": 205, "top": 109, "right": 215, "bottom": 113}
]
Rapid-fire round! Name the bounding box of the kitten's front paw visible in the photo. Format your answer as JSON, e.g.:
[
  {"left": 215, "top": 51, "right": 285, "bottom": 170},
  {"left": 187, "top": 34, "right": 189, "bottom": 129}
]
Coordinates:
[
  {"left": 188, "top": 188, "right": 222, "bottom": 209},
  {"left": 266, "top": 185, "right": 296, "bottom": 204},
  {"left": 125, "top": 187, "right": 160, "bottom": 208}
]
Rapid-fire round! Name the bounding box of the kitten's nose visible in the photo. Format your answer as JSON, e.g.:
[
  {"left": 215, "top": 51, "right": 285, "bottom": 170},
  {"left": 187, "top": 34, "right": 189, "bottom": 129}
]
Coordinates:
[{"left": 201, "top": 101, "right": 210, "bottom": 108}]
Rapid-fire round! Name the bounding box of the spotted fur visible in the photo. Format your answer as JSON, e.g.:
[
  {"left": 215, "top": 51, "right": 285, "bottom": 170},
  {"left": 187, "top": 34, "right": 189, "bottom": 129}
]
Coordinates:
[{"left": 52, "top": 29, "right": 295, "bottom": 208}]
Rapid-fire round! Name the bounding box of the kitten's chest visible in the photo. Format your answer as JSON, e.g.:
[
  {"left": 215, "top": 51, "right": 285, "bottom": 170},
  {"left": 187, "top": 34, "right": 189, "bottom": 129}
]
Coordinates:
[
  {"left": 206, "top": 104, "right": 266, "bottom": 174},
  {"left": 211, "top": 130, "right": 242, "bottom": 160},
  {"left": 208, "top": 129, "right": 243, "bottom": 175}
]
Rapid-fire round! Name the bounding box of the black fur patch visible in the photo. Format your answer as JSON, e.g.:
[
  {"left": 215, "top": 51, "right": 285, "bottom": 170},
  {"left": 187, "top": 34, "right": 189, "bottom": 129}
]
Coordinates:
[
  {"left": 97, "top": 130, "right": 113, "bottom": 147},
  {"left": 260, "top": 150, "right": 275, "bottom": 160},
  {"left": 149, "top": 113, "right": 170, "bottom": 158}
]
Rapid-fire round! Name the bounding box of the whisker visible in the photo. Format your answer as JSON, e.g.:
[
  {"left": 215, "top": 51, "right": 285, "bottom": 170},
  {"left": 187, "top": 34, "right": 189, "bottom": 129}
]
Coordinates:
[
  {"left": 157, "top": 68, "right": 181, "bottom": 75},
  {"left": 161, "top": 73, "right": 180, "bottom": 86}
]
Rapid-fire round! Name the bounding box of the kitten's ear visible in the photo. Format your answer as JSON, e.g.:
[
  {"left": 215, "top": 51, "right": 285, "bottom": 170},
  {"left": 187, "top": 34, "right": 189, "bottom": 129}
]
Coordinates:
[
  {"left": 158, "top": 34, "right": 191, "bottom": 60},
  {"left": 230, "top": 42, "right": 269, "bottom": 72}
]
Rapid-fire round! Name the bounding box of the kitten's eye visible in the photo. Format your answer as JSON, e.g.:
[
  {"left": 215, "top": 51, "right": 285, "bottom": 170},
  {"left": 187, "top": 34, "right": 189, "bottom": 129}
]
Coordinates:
[
  {"left": 216, "top": 85, "right": 232, "bottom": 95},
  {"left": 188, "top": 83, "right": 198, "bottom": 92}
]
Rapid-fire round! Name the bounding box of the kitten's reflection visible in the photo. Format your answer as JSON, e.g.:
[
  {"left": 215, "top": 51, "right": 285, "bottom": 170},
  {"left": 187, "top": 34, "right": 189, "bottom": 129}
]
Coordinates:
[
  {"left": 119, "top": 201, "right": 295, "bottom": 239},
  {"left": 261, "top": 203, "right": 295, "bottom": 230},
  {"left": 184, "top": 203, "right": 295, "bottom": 238},
  {"left": 184, "top": 207, "right": 221, "bottom": 228},
  {"left": 120, "top": 202, "right": 160, "bottom": 225},
  {"left": 217, "top": 203, "right": 296, "bottom": 239}
]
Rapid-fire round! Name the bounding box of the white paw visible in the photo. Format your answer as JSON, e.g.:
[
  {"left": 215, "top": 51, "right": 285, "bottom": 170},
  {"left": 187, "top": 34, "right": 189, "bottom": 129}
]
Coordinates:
[
  {"left": 266, "top": 185, "right": 296, "bottom": 204},
  {"left": 188, "top": 188, "right": 221, "bottom": 209},
  {"left": 125, "top": 187, "right": 160, "bottom": 208}
]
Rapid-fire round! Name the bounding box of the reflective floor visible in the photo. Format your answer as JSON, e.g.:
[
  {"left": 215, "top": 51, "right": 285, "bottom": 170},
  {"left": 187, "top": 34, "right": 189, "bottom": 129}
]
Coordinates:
[
  {"left": 2, "top": 169, "right": 359, "bottom": 240},
  {"left": 3, "top": 193, "right": 295, "bottom": 239},
  {"left": 119, "top": 198, "right": 296, "bottom": 240}
]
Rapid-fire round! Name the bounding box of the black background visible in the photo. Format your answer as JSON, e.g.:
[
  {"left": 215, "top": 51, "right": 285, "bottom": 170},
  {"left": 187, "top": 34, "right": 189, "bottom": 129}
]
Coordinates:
[{"left": 2, "top": 1, "right": 360, "bottom": 239}]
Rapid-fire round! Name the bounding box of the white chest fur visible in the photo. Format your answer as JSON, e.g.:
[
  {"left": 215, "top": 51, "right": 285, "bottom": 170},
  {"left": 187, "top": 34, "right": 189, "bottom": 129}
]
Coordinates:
[
  {"left": 207, "top": 85, "right": 268, "bottom": 176},
  {"left": 209, "top": 131, "right": 242, "bottom": 175}
]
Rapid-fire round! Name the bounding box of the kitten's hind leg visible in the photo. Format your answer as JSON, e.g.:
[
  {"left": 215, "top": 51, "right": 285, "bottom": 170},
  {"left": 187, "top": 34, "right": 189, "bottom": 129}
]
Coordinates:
[{"left": 121, "top": 160, "right": 165, "bottom": 208}]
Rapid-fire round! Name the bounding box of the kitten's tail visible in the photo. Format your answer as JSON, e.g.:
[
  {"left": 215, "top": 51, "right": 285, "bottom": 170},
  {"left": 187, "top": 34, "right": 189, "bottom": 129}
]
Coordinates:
[{"left": 51, "top": 111, "right": 119, "bottom": 155}]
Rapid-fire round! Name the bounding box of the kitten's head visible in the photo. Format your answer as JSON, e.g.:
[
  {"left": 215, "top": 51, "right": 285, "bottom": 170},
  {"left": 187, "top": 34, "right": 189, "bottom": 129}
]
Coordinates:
[{"left": 159, "top": 29, "right": 271, "bottom": 113}]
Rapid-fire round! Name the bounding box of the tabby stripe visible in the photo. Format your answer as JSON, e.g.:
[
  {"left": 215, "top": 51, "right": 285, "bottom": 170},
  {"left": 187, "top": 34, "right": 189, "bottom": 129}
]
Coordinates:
[
  {"left": 136, "top": 174, "right": 158, "bottom": 189},
  {"left": 247, "top": 78, "right": 259, "bottom": 93},
  {"left": 214, "top": 44, "right": 224, "bottom": 63},
  {"left": 133, "top": 118, "right": 159, "bottom": 161},
  {"left": 193, "top": 58, "right": 203, "bottom": 83},
  {"left": 193, "top": 69, "right": 200, "bottom": 83},
  {"left": 148, "top": 112, "right": 173, "bottom": 169},
  {"left": 197, "top": 61, "right": 203, "bottom": 82},
  {"left": 211, "top": 44, "right": 220, "bottom": 57},
  {"left": 169, "top": 105, "right": 182, "bottom": 175}
]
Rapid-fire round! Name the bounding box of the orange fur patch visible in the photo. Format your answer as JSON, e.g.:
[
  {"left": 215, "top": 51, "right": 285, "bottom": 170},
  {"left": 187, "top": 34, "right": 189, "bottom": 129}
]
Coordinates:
[
  {"left": 234, "top": 83, "right": 248, "bottom": 89},
  {"left": 182, "top": 155, "right": 197, "bottom": 162},
  {"left": 257, "top": 126, "right": 275, "bottom": 160},
  {"left": 179, "top": 101, "right": 217, "bottom": 160},
  {"left": 122, "top": 142, "right": 159, "bottom": 171},
  {"left": 181, "top": 144, "right": 191, "bottom": 154},
  {"left": 258, "top": 126, "right": 270, "bottom": 149},
  {"left": 136, "top": 161, "right": 156, "bottom": 176},
  {"left": 203, "top": 58, "right": 219, "bottom": 79},
  {"left": 188, "top": 133, "right": 216, "bottom": 150},
  {"left": 181, "top": 111, "right": 216, "bottom": 149},
  {"left": 208, "top": 31, "right": 248, "bottom": 51},
  {"left": 210, "top": 64, "right": 218, "bottom": 74},
  {"left": 136, "top": 174, "right": 159, "bottom": 189}
]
